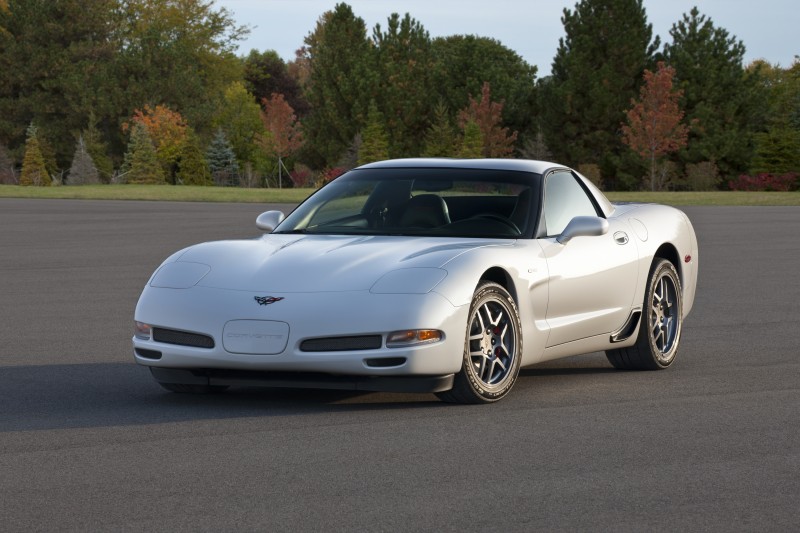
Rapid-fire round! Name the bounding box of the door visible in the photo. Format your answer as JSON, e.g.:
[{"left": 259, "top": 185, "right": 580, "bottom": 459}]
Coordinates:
[{"left": 539, "top": 171, "right": 639, "bottom": 347}]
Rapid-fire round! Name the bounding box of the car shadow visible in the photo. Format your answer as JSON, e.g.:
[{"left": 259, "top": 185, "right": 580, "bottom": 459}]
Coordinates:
[{"left": 0, "top": 355, "right": 619, "bottom": 432}]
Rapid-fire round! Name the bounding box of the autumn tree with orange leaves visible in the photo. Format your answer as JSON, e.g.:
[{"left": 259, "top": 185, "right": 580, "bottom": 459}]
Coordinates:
[
  {"left": 457, "top": 82, "right": 517, "bottom": 158},
  {"left": 622, "top": 62, "right": 690, "bottom": 190},
  {"left": 260, "top": 93, "right": 304, "bottom": 187},
  {"left": 124, "top": 105, "right": 188, "bottom": 183}
]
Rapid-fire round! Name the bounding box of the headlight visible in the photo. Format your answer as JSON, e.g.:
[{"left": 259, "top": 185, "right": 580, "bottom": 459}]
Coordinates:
[
  {"left": 134, "top": 321, "right": 152, "bottom": 340},
  {"left": 370, "top": 268, "right": 447, "bottom": 294},
  {"left": 386, "top": 329, "right": 444, "bottom": 347},
  {"left": 150, "top": 261, "right": 210, "bottom": 289}
]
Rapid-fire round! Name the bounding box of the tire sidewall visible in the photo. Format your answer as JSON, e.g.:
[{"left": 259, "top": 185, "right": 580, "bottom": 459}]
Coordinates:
[
  {"left": 644, "top": 260, "right": 682, "bottom": 368},
  {"left": 462, "top": 283, "right": 523, "bottom": 402}
]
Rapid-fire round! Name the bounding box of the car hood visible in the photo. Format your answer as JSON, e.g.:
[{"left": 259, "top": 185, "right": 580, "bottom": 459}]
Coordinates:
[{"left": 171, "top": 234, "right": 511, "bottom": 293}]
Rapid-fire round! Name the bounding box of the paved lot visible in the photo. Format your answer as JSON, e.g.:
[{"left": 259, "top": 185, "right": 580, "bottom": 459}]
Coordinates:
[{"left": 1, "top": 198, "right": 798, "bottom": 531}]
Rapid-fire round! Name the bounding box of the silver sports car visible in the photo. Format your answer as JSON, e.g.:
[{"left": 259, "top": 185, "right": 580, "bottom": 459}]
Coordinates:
[{"left": 133, "top": 159, "right": 699, "bottom": 403}]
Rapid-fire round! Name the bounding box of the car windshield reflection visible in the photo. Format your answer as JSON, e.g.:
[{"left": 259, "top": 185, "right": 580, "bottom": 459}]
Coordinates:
[{"left": 274, "top": 168, "right": 541, "bottom": 238}]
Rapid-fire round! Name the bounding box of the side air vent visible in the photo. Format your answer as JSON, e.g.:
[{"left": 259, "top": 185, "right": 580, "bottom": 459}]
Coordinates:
[
  {"left": 152, "top": 327, "right": 215, "bottom": 349},
  {"left": 610, "top": 310, "right": 642, "bottom": 343},
  {"left": 300, "top": 335, "right": 383, "bottom": 352},
  {"left": 364, "top": 357, "right": 407, "bottom": 368},
  {"left": 135, "top": 347, "right": 163, "bottom": 360}
]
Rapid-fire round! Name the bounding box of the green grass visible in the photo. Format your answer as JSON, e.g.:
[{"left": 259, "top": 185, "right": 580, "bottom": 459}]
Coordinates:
[
  {"left": 1, "top": 184, "right": 798, "bottom": 206},
  {"left": 0, "top": 184, "right": 314, "bottom": 203},
  {"left": 605, "top": 191, "right": 800, "bottom": 206}
]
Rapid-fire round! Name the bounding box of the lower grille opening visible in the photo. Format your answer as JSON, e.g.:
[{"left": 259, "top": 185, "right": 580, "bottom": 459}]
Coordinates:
[
  {"left": 152, "top": 327, "right": 215, "bottom": 349},
  {"left": 364, "top": 357, "right": 407, "bottom": 368},
  {"left": 135, "top": 347, "right": 163, "bottom": 360},
  {"left": 300, "top": 335, "right": 383, "bottom": 352}
]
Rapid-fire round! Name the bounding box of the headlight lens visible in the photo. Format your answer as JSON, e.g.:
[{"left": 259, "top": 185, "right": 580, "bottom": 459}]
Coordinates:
[
  {"left": 134, "top": 321, "right": 152, "bottom": 340},
  {"left": 386, "top": 329, "right": 443, "bottom": 348}
]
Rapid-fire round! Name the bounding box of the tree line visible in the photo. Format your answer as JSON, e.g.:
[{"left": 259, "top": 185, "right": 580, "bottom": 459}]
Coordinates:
[{"left": 0, "top": 0, "right": 798, "bottom": 190}]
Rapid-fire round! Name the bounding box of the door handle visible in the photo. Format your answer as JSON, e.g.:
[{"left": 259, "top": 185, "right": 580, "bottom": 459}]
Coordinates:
[{"left": 614, "top": 231, "right": 629, "bottom": 245}]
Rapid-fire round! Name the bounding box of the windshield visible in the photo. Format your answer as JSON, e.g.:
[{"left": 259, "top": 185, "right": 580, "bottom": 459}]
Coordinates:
[{"left": 275, "top": 168, "right": 541, "bottom": 238}]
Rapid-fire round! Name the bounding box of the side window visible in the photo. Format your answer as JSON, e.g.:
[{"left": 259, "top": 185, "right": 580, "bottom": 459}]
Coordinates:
[{"left": 543, "top": 171, "right": 599, "bottom": 236}]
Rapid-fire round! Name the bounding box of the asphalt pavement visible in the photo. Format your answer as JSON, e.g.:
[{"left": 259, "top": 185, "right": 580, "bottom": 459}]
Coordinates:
[{"left": 0, "top": 198, "right": 798, "bottom": 531}]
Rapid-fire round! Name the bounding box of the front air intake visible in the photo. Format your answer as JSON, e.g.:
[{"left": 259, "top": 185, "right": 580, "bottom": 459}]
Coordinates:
[
  {"left": 152, "top": 327, "right": 215, "bottom": 349},
  {"left": 300, "top": 335, "right": 383, "bottom": 352}
]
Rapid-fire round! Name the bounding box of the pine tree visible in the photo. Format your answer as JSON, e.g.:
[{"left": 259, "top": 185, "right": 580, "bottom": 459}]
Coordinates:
[
  {"left": 120, "top": 122, "right": 165, "bottom": 184},
  {"left": 303, "top": 4, "right": 375, "bottom": 167},
  {"left": 177, "top": 129, "right": 212, "bottom": 186},
  {"left": 540, "top": 0, "right": 659, "bottom": 185},
  {"left": 459, "top": 120, "right": 484, "bottom": 158},
  {"left": 422, "top": 101, "right": 457, "bottom": 158},
  {"left": 67, "top": 135, "right": 100, "bottom": 185},
  {"left": 372, "top": 13, "right": 434, "bottom": 157},
  {"left": 358, "top": 101, "right": 389, "bottom": 165},
  {"left": 206, "top": 128, "right": 239, "bottom": 186},
  {"left": 663, "top": 8, "right": 762, "bottom": 179},
  {"left": 20, "top": 124, "right": 50, "bottom": 186},
  {"left": 83, "top": 115, "right": 114, "bottom": 183}
]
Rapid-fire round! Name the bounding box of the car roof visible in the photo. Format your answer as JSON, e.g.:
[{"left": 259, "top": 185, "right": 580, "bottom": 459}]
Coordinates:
[{"left": 356, "top": 158, "right": 563, "bottom": 175}]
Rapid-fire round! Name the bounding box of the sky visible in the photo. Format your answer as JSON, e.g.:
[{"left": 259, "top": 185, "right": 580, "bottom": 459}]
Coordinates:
[{"left": 217, "top": 0, "right": 799, "bottom": 76}]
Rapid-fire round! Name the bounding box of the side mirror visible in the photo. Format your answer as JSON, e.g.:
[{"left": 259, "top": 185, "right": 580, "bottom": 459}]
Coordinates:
[
  {"left": 256, "top": 210, "right": 285, "bottom": 232},
  {"left": 557, "top": 216, "right": 609, "bottom": 244}
]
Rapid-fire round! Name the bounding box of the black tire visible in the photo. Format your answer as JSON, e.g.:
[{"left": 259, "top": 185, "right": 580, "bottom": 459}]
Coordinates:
[
  {"left": 437, "top": 282, "right": 522, "bottom": 404},
  {"left": 158, "top": 382, "right": 229, "bottom": 394},
  {"left": 606, "top": 259, "right": 682, "bottom": 370}
]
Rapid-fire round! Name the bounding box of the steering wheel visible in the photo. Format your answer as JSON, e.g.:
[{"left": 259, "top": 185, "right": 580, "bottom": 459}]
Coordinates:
[{"left": 475, "top": 213, "right": 521, "bottom": 234}]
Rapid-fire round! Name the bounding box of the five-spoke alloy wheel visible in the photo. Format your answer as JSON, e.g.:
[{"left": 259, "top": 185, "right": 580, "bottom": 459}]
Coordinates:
[
  {"left": 438, "top": 282, "right": 522, "bottom": 403},
  {"left": 606, "top": 259, "right": 683, "bottom": 370}
]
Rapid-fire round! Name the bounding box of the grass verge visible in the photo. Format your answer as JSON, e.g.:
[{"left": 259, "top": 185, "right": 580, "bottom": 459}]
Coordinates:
[{"left": 1, "top": 184, "right": 798, "bottom": 206}]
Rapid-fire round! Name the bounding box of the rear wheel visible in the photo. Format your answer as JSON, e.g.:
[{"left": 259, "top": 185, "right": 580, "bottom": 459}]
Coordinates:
[
  {"left": 437, "top": 282, "right": 522, "bottom": 404},
  {"left": 606, "top": 259, "right": 682, "bottom": 370},
  {"left": 158, "top": 383, "right": 229, "bottom": 394}
]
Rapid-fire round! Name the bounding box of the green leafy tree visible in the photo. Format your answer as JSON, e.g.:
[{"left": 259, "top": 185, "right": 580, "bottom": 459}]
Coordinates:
[
  {"left": 113, "top": 0, "right": 247, "bottom": 134},
  {"left": 120, "top": 122, "right": 165, "bottom": 184},
  {"left": 749, "top": 59, "right": 800, "bottom": 174},
  {"left": 459, "top": 120, "right": 484, "bottom": 158},
  {"left": 540, "top": 0, "right": 659, "bottom": 186},
  {"left": 67, "top": 135, "right": 100, "bottom": 185},
  {"left": 422, "top": 101, "right": 458, "bottom": 157},
  {"left": 0, "top": 0, "right": 118, "bottom": 166},
  {"left": 458, "top": 82, "right": 518, "bottom": 157},
  {"left": 20, "top": 123, "right": 49, "bottom": 186},
  {"left": 177, "top": 129, "right": 212, "bottom": 186},
  {"left": 358, "top": 100, "right": 389, "bottom": 165},
  {"left": 243, "top": 49, "right": 309, "bottom": 117},
  {"left": 214, "top": 82, "right": 265, "bottom": 170},
  {"left": 431, "top": 35, "right": 538, "bottom": 145},
  {"left": 302, "top": 3, "right": 375, "bottom": 167},
  {"left": 206, "top": 128, "right": 239, "bottom": 185},
  {"left": 622, "top": 62, "right": 690, "bottom": 190},
  {"left": 663, "top": 7, "right": 763, "bottom": 179},
  {"left": 372, "top": 13, "right": 434, "bottom": 157}
]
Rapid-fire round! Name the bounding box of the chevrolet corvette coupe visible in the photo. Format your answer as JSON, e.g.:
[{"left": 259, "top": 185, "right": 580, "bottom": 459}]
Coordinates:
[{"left": 133, "top": 159, "right": 699, "bottom": 403}]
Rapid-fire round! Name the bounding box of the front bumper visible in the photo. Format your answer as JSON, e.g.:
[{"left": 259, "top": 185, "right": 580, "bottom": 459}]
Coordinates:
[{"left": 133, "top": 286, "right": 468, "bottom": 378}]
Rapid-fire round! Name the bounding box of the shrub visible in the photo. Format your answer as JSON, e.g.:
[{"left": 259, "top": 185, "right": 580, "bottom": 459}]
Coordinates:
[
  {"left": 315, "top": 167, "right": 345, "bottom": 188},
  {"left": 728, "top": 173, "right": 798, "bottom": 192}
]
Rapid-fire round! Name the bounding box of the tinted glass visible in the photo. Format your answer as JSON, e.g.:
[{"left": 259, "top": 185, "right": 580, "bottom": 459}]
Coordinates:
[
  {"left": 275, "top": 168, "right": 540, "bottom": 238},
  {"left": 543, "top": 171, "right": 599, "bottom": 236}
]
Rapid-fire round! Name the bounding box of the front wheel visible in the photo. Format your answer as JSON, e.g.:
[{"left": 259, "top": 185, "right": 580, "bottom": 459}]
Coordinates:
[
  {"left": 606, "top": 259, "right": 683, "bottom": 370},
  {"left": 437, "top": 282, "right": 522, "bottom": 404}
]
